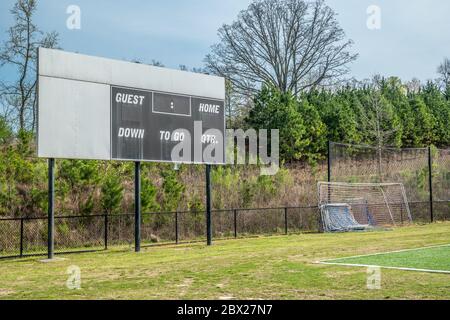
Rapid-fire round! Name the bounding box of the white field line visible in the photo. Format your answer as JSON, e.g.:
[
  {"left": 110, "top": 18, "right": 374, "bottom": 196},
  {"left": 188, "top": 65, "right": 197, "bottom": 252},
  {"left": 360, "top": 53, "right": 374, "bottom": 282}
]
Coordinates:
[
  {"left": 321, "top": 243, "right": 450, "bottom": 263},
  {"left": 318, "top": 261, "right": 450, "bottom": 275}
]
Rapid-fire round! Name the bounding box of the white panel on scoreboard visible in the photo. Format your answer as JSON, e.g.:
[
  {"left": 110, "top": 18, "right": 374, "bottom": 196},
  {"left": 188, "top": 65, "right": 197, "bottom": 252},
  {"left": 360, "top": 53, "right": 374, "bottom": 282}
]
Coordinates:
[{"left": 37, "top": 76, "right": 111, "bottom": 160}]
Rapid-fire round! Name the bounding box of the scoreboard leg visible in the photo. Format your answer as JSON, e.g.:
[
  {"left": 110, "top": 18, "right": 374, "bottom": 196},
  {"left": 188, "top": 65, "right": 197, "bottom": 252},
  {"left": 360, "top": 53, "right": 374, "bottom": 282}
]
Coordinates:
[
  {"left": 206, "top": 165, "right": 212, "bottom": 246},
  {"left": 47, "top": 158, "right": 55, "bottom": 260},
  {"left": 135, "top": 161, "right": 141, "bottom": 252}
]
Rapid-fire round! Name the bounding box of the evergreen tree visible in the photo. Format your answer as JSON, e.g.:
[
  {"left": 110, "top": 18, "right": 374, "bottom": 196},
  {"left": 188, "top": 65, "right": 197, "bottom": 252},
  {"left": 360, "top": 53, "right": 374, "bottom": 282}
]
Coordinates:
[
  {"left": 409, "top": 96, "right": 436, "bottom": 146},
  {"left": 247, "top": 85, "right": 308, "bottom": 162},
  {"left": 297, "top": 98, "right": 327, "bottom": 163},
  {"left": 422, "top": 81, "right": 450, "bottom": 147},
  {"left": 101, "top": 173, "right": 124, "bottom": 215}
]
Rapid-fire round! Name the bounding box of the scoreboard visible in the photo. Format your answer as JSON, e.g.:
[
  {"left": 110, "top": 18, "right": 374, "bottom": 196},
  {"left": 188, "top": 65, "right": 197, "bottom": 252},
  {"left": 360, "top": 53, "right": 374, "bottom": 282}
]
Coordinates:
[
  {"left": 37, "top": 48, "right": 225, "bottom": 164},
  {"left": 111, "top": 86, "right": 225, "bottom": 163}
]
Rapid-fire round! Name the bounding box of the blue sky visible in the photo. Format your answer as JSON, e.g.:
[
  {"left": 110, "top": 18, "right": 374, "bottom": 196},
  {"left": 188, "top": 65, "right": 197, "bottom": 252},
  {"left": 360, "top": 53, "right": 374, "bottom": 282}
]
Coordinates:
[{"left": 1, "top": 0, "right": 450, "bottom": 83}]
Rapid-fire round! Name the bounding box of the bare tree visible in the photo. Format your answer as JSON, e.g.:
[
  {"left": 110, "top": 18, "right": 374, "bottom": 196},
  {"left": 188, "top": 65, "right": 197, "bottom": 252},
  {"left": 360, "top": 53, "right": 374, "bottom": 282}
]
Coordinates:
[
  {"left": 0, "top": 0, "right": 58, "bottom": 132},
  {"left": 437, "top": 58, "right": 450, "bottom": 100},
  {"left": 405, "top": 78, "right": 422, "bottom": 94},
  {"left": 205, "top": 0, "right": 357, "bottom": 96},
  {"left": 151, "top": 60, "right": 165, "bottom": 67},
  {"left": 225, "top": 80, "right": 253, "bottom": 129},
  {"left": 437, "top": 58, "right": 450, "bottom": 88}
]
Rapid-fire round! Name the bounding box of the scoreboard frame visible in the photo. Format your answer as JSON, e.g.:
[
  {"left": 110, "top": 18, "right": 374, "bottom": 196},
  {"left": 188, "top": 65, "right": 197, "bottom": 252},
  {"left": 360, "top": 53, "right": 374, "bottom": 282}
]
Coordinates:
[{"left": 37, "top": 48, "right": 225, "bottom": 258}]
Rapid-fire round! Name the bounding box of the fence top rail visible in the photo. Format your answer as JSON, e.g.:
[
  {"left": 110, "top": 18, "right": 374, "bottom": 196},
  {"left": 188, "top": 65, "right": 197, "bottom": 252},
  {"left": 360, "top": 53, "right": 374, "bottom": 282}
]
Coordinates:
[
  {"left": 319, "top": 181, "right": 405, "bottom": 187},
  {"left": 330, "top": 141, "right": 450, "bottom": 152},
  {"left": 1, "top": 201, "right": 447, "bottom": 221},
  {"left": 0, "top": 205, "right": 320, "bottom": 221},
  {"left": 3, "top": 201, "right": 447, "bottom": 222},
  {"left": 330, "top": 141, "right": 430, "bottom": 151},
  {"left": 235, "top": 206, "right": 317, "bottom": 212},
  {"left": 3, "top": 200, "right": 449, "bottom": 222}
]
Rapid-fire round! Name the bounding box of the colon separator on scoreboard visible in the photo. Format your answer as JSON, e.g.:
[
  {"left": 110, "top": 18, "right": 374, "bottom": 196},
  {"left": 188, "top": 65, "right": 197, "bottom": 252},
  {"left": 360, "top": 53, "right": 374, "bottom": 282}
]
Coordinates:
[{"left": 152, "top": 92, "right": 192, "bottom": 117}]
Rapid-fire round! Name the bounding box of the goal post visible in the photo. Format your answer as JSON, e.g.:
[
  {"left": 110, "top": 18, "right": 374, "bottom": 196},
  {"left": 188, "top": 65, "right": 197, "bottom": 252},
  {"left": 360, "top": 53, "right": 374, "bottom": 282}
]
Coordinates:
[{"left": 318, "top": 182, "right": 412, "bottom": 232}]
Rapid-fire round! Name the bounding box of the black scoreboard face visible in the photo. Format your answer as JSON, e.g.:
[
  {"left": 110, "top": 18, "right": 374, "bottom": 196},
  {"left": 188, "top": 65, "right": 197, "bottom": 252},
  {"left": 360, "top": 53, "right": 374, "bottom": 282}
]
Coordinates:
[{"left": 111, "top": 86, "right": 225, "bottom": 164}]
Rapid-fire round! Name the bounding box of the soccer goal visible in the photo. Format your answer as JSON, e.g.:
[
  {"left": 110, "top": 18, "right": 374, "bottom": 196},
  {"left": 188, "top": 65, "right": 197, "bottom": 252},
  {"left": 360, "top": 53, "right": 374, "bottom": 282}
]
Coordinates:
[{"left": 317, "top": 182, "right": 412, "bottom": 232}]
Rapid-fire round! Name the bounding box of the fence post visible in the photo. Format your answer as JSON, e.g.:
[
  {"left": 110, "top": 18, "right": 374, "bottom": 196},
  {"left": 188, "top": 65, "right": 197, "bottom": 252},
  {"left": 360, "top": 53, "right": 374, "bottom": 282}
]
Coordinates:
[
  {"left": 104, "top": 214, "right": 108, "bottom": 250},
  {"left": 284, "top": 207, "right": 288, "bottom": 235},
  {"left": 20, "top": 218, "right": 24, "bottom": 258},
  {"left": 428, "top": 146, "right": 434, "bottom": 223},
  {"left": 233, "top": 209, "right": 237, "bottom": 238},
  {"left": 175, "top": 211, "right": 179, "bottom": 244},
  {"left": 327, "top": 141, "right": 332, "bottom": 183},
  {"left": 323, "top": 142, "right": 331, "bottom": 233}
]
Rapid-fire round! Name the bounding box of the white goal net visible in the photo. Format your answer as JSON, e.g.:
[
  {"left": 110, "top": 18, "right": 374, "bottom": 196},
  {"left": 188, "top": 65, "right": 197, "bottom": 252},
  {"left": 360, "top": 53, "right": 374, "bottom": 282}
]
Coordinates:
[{"left": 317, "top": 182, "right": 412, "bottom": 232}]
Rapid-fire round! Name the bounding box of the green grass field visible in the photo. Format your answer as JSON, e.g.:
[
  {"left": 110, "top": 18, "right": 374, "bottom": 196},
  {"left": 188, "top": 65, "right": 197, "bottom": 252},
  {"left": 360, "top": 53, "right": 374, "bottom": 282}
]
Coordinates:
[
  {"left": 322, "top": 245, "right": 450, "bottom": 273},
  {"left": 1, "top": 222, "right": 450, "bottom": 300}
]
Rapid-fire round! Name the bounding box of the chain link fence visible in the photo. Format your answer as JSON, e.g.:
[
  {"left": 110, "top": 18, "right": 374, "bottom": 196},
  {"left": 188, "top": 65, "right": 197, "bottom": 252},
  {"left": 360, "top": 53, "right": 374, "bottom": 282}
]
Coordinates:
[
  {"left": 0, "top": 206, "right": 319, "bottom": 259},
  {"left": 329, "top": 142, "right": 450, "bottom": 222}
]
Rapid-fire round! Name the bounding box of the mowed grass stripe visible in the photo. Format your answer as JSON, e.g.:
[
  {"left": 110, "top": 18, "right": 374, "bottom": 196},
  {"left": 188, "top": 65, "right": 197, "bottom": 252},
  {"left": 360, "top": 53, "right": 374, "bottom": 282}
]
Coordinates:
[{"left": 324, "top": 245, "right": 450, "bottom": 273}]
